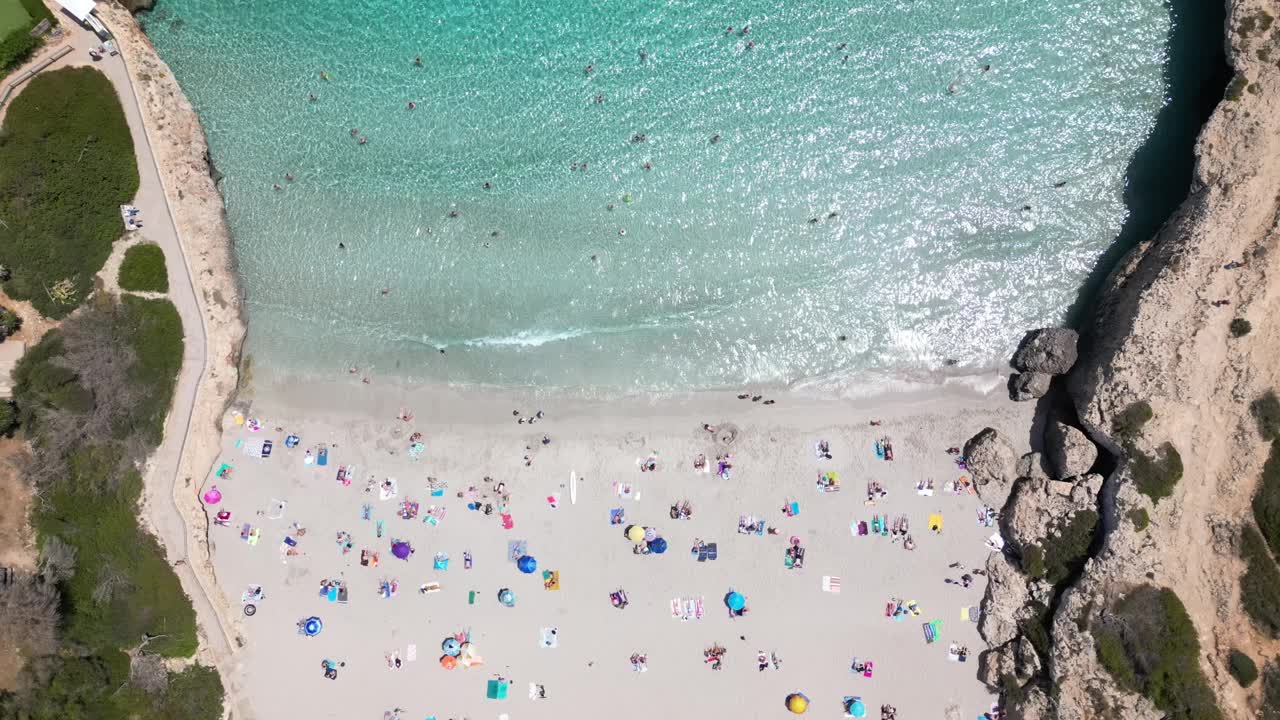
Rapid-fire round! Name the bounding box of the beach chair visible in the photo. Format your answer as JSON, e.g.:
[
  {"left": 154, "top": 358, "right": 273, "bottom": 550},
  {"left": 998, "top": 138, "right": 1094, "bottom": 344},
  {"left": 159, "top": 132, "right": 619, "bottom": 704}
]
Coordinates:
[
  {"left": 261, "top": 440, "right": 273, "bottom": 458},
  {"left": 697, "top": 542, "right": 718, "bottom": 561},
  {"left": 822, "top": 576, "right": 842, "bottom": 593},
  {"left": 240, "top": 523, "right": 251, "bottom": 541}
]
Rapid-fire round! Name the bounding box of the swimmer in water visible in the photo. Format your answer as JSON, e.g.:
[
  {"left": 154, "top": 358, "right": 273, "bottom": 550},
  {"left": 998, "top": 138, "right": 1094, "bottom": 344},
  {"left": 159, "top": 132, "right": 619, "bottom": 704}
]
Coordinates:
[
  {"left": 407, "top": 101, "right": 416, "bottom": 109},
  {"left": 413, "top": 55, "right": 423, "bottom": 66},
  {"left": 726, "top": 26, "right": 734, "bottom": 34},
  {"left": 711, "top": 133, "right": 721, "bottom": 143},
  {"left": 483, "top": 181, "right": 493, "bottom": 190},
  {"left": 746, "top": 40, "right": 755, "bottom": 50},
  {"left": 741, "top": 26, "right": 750, "bottom": 35},
  {"left": 338, "top": 242, "right": 346, "bottom": 249},
  {"left": 639, "top": 48, "right": 648, "bottom": 62},
  {"left": 619, "top": 228, "right": 627, "bottom": 236},
  {"left": 285, "top": 173, "right": 295, "bottom": 181},
  {"left": 594, "top": 93, "right": 605, "bottom": 104},
  {"left": 448, "top": 209, "right": 460, "bottom": 218},
  {"left": 358, "top": 136, "right": 368, "bottom": 145},
  {"left": 350, "top": 128, "right": 359, "bottom": 136},
  {"left": 273, "top": 183, "right": 283, "bottom": 191},
  {"left": 642, "top": 161, "right": 652, "bottom": 171},
  {"left": 585, "top": 64, "right": 594, "bottom": 74},
  {"left": 308, "top": 93, "right": 318, "bottom": 102}
]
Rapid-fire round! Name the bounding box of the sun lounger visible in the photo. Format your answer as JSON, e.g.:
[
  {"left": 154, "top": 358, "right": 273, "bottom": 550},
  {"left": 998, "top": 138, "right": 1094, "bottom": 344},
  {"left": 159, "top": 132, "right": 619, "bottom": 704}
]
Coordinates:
[
  {"left": 822, "top": 576, "right": 842, "bottom": 593},
  {"left": 922, "top": 619, "right": 942, "bottom": 643},
  {"left": 240, "top": 523, "right": 251, "bottom": 540}
]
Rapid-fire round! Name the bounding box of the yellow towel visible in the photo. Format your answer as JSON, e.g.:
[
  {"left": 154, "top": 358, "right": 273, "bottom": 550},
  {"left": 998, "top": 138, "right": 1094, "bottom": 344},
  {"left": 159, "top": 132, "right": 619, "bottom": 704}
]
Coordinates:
[{"left": 928, "top": 513, "right": 943, "bottom": 531}]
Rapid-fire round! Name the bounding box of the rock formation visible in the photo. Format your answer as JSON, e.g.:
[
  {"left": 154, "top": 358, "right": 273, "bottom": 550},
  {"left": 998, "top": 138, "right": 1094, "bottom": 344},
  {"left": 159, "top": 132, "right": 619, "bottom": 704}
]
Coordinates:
[
  {"left": 1044, "top": 422, "right": 1098, "bottom": 480},
  {"left": 1007, "top": 328, "right": 1079, "bottom": 402},
  {"left": 1012, "top": 328, "right": 1079, "bottom": 375},
  {"left": 982, "top": 0, "right": 1280, "bottom": 716},
  {"left": 963, "top": 428, "right": 1018, "bottom": 509}
]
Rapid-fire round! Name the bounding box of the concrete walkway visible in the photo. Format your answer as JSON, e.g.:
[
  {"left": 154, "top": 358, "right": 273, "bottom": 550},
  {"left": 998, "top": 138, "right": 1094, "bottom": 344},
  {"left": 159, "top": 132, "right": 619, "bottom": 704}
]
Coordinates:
[{"left": 13, "top": 7, "right": 238, "bottom": 667}]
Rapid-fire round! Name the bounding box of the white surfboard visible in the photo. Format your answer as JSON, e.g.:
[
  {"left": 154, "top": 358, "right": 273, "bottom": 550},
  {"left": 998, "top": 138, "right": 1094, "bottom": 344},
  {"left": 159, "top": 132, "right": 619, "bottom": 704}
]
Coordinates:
[{"left": 570, "top": 471, "right": 578, "bottom": 505}]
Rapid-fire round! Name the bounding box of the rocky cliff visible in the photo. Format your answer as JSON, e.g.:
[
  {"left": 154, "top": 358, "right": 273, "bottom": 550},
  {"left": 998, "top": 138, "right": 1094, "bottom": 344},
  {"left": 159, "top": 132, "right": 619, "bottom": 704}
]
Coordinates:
[{"left": 977, "top": 0, "right": 1280, "bottom": 716}]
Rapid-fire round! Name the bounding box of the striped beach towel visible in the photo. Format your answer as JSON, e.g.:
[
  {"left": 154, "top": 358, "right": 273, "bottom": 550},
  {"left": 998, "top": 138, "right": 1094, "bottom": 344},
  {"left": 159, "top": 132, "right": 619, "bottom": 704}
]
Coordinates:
[{"left": 823, "top": 576, "right": 842, "bottom": 593}]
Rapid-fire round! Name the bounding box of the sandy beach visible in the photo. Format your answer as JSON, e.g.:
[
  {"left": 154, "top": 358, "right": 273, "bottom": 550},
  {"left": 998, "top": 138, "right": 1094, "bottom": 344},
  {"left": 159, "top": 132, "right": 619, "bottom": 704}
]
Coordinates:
[{"left": 203, "top": 379, "right": 1031, "bottom": 719}]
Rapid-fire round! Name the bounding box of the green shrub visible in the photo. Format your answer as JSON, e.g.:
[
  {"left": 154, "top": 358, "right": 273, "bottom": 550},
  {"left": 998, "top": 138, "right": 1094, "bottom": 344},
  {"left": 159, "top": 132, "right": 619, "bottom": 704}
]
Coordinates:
[
  {"left": 0, "top": 67, "right": 139, "bottom": 318},
  {"left": 1095, "top": 628, "right": 1137, "bottom": 690},
  {"left": 1228, "top": 649, "right": 1258, "bottom": 687},
  {"left": 1113, "top": 400, "right": 1154, "bottom": 444},
  {"left": 1129, "top": 508, "right": 1150, "bottom": 531},
  {"left": 1226, "top": 74, "right": 1249, "bottom": 101},
  {"left": 1090, "top": 586, "right": 1221, "bottom": 720},
  {"left": 1022, "top": 544, "right": 1046, "bottom": 579},
  {"left": 1040, "top": 509, "right": 1099, "bottom": 585},
  {"left": 1240, "top": 525, "right": 1280, "bottom": 637},
  {"left": 1253, "top": 441, "right": 1280, "bottom": 556},
  {"left": 0, "top": 398, "right": 16, "bottom": 436},
  {"left": 0, "top": 25, "right": 40, "bottom": 76},
  {"left": 1263, "top": 662, "right": 1280, "bottom": 720},
  {"left": 0, "top": 305, "right": 20, "bottom": 339},
  {"left": 1130, "top": 442, "right": 1183, "bottom": 502},
  {"left": 118, "top": 243, "right": 169, "bottom": 293},
  {"left": 1230, "top": 318, "right": 1252, "bottom": 337},
  {"left": 1239, "top": 10, "right": 1275, "bottom": 36},
  {"left": 1253, "top": 391, "right": 1280, "bottom": 440}
]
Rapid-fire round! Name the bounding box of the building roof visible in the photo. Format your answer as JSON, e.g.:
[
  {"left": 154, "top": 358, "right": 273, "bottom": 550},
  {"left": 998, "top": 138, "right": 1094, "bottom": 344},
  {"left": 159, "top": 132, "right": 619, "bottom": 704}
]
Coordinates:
[{"left": 53, "top": 0, "right": 96, "bottom": 22}]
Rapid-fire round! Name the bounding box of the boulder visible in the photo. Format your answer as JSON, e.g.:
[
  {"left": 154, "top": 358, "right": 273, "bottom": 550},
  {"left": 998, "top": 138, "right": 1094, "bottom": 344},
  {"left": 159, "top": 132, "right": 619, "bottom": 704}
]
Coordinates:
[
  {"left": 1016, "top": 452, "right": 1049, "bottom": 482},
  {"left": 979, "top": 553, "right": 1031, "bottom": 646},
  {"left": 1009, "top": 371, "right": 1052, "bottom": 401},
  {"left": 978, "top": 641, "right": 1017, "bottom": 687},
  {"left": 963, "top": 428, "right": 1018, "bottom": 509},
  {"left": 1011, "top": 328, "right": 1079, "bottom": 375},
  {"left": 1015, "top": 635, "right": 1043, "bottom": 679},
  {"left": 1046, "top": 421, "right": 1098, "bottom": 480}
]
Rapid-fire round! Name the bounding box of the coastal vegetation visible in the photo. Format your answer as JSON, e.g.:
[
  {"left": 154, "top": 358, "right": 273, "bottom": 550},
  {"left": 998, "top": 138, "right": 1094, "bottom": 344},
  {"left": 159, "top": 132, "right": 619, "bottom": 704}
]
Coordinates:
[
  {"left": 1225, "top": 74, "right": 1249, "bottom": 101},
  {"left": 1112, "top": 400, "right": 1154, "bottom": 444},
  {"left": 0, "top": 398, "right": 15, "bottom": 436},
  {"left": 0, "top": 295, "right": 221, "bottom": 720},
  {"left": 1128, "top": 508, "right": 1150, "bottom": 531},
  {"left": 1129, "top": 442, "right": 1184, "bottom": 502},
  {"left": 118, "top": 244, "right": 169, "bottom": 293},
  {"left": 0, "top": 67, "right": 139, "bottom": 318},
  {"left": 1252, "top": 441, "right": 1280, "bottom": 556},
  {"left": 0, "top": 305, "right": 19, "bottom": 339},
  {"left": 1264, "top": 662, "right": 1280, "bottom": 720},
  {"left": 1229, "top": 318, "right": 1252, "bottom": 337},
  {"left": 1022, "top": 510, "right": 1099, "bottom": 585},
  {"left": 0, "top": 0, "right": 52, "bottom": 77},
  {"left": 1252, "top": 391, "right": 1280, "bottom": 440},
  {"left": 1239, "top": 525, "right": 1280, "bottom": 637},
  {"left": 1090, "top": 586, "right": 1221, "bottom": 720},
  {"left": 1227, "top": 649, "right": 1258, "bottom": 687}
]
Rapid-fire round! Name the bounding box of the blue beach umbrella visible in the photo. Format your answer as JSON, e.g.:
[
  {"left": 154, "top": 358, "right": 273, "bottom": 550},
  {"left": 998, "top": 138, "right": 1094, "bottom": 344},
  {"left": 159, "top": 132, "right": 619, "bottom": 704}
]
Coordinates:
[
  {"left": 847, "top": 697, "right": 866, "bottom": 718},
  {"left": 517, "top": 555, "right": 537, "bottom": 574},
  {"left": 441, "top": 637, "right": 461, "bottom": 657},
  {"left": 725, "top": 591, "right": 745, "bottom": 611},
  {"left": 647, "top": 537, "right": 668, "bottom": 554},
  {"left": 303, "top": 616, "right": 322, "bottom": 637},
  {"left": 498, "top": 588, "right": 516, "bottom": 607}
]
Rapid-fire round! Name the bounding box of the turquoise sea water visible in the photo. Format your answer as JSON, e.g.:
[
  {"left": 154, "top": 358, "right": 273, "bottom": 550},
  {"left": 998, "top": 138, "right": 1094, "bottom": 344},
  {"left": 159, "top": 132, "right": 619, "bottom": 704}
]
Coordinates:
[{"left": 143, "top": 0, "right": 1170, "bottom": 392}]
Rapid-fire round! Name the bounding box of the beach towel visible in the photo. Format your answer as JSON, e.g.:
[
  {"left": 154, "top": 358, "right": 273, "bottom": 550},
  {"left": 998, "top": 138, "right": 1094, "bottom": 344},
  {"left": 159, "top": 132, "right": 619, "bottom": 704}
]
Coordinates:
[
  {"left": 540, "top": 627, "right": 559, "bottom": 648},
  {"left": 542, "top": 570, "right": 560, "bottom": 590},
  {"left": 823, "top": 576, "right": 842, "bottom": 593},
  {"left": 241, "top": 439, "right": 265, "bottom": 458},
  {"left": 928, "top": 513, "right": 943, "bottom": 532},
  {"left": 268, "top": 499, "right": 287, "bottom": 520},
  {"left": 240, "top": 523, "right": 251, "bottom": 541},
  {"left": 326, "top": 585, "right": 338, "bottom": 602},
  {"left": 923, "top": 619, "right": 942, "bottom": 643},
  {"left": 485, "top": 679, "right": 509, "bottom": 700},
  {"left": 546, "top": 493, "right": 559, "bottom": 509},
  {"left": 507, "top": 540, "right": 528, "bottom": 562},
  {"left": 613, "top": 481, "right": 639, "bottom": 500},
  {"left": 420, "top": 581, "right": 442, "bottom": 594},
  {"left": 407, "top": 644, "right": 417, "bottom": 662},
  {"left": 378, "top": 479, "right": 399, "bottom": 501},
  {"left": 215, "top": 462, "right": 233, "bottom": 479},
  {"left": 247, "top": 529, "right": 260, "bottom": 546},
  {"left": 501, "top": 513, "right": 514, "bottom": 530},
  {"left": 609, "top": 508, "right": 625, "bottom": 525},
  {"left": 985, "top": 533, "right": 1005, "bottom": 551},
  {"left": 317, "top": 447, "right": 328, "bottom": 466}
]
